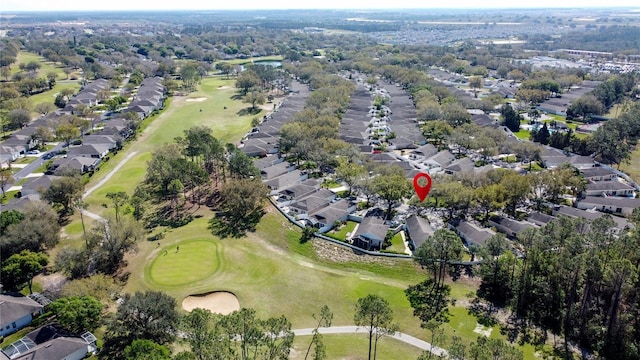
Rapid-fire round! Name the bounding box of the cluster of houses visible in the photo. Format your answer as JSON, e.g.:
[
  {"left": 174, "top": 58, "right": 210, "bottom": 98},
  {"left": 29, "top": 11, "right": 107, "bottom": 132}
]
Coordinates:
[
  {"left": 0, "top": 294, "right": 97, "bottom": 360},
  {"left": 537, "top": 80, "right": 601, "bottom": 117},
  {"left": 252, "top": 74, "right": 639, "bottom": 255},
  {"left": 2, "top": 77, "right": 165, "bottom": 211},
  {"left": 240, "top": 82, "right": 309, "bottom": 157}
]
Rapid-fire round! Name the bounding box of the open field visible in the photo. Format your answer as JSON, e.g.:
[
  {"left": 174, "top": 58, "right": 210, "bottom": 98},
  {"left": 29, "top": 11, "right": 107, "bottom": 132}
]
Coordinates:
[
  {"left": 12, "top": 51, "right": 71, "bottom": 79},
  {"left": 220, "top": 55, "right": 284, "bottom": 65},
  {"left": 28, "top": 80, "right": 81, "bottom": 106},
  {"left": 620, "top": 147, "right": 640, "bottom": 184}
]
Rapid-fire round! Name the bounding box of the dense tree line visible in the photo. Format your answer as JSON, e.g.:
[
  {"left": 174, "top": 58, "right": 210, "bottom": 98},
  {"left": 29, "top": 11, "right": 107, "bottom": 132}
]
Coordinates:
[{"left": 476, "top": 215, "right": 640, "bottom": 359}]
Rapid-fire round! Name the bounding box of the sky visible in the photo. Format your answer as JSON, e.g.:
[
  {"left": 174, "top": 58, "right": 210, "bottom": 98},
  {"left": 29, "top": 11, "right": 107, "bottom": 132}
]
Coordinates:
[{"left": 1, "top": 0, "right": 639, "bottom": 12}]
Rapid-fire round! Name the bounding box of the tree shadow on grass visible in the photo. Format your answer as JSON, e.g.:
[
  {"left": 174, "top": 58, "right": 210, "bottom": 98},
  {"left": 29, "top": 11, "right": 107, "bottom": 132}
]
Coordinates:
[
  {"left": 236, "top": 107, "right": 262, "bottom": 116},
  {"left": 208, "top": 209, "right": 265, "bottom": 238}
]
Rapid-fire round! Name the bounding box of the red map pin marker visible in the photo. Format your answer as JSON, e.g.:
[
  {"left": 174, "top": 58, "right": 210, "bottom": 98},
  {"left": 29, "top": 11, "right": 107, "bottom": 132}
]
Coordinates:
[{"left": 413, "top": 172, "right": 432, "bottom": 202}]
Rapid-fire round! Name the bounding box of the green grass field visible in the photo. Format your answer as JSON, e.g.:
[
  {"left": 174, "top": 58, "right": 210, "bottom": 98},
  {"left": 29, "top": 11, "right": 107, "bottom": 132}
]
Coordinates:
[
  {"left": 290, "top": 333, "right": 425, "bottom": 360},
  {"left": 12, "top": 51, "right": 69, "bottom": 79},
  {"left": 148, "top": 240, "right": 220, "bottom": 286},
  {"left": 386, "top": 232, "right": 406, "bottom": 254},
  {"left": 29, "top": 81, "right": 81, "bottom": 106},
  {"left": 220, "top": 55, "right": 284, "bottom": 65}
]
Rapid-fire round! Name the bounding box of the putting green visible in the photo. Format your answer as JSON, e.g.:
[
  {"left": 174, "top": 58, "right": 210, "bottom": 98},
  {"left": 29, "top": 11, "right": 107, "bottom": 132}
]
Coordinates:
[{"left": 149, "top": 240, "right": 220, "bottom": 286}]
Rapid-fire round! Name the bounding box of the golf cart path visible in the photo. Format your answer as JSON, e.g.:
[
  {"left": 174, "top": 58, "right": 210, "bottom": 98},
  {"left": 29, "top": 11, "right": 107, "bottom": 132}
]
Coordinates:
[
  {"left": 292, "top": 326, "right": 447, "bottom": 356},
  {"left": 80, "top": 151, "right": 138, "bottom": 221}
]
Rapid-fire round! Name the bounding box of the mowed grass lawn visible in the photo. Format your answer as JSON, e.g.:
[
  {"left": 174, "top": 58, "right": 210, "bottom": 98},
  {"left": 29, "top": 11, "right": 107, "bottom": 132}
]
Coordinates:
[
  {"left": 29, "top": 81, "right": 81, "bottom": 106},
  {"left": 620, "top": 146, "right": 640, "bottom": 184},
  {"left": 148, "top": 240, "right": 220, "bottom": 286},
  {"left": 290, "top": 334, "right": 424, "bottom": 360},
  {"left": 12, "top": 51, "right": 70, "bottom": 79}
]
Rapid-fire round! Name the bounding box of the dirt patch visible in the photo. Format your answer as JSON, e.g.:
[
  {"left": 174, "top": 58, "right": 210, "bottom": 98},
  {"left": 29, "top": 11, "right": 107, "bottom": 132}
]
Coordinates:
[
  {"left": 182, "top": 291, "right": 240, "bottom": 315},
  {"left": 311, "top": 239, "right": 404, "bottom": 266},
  {"left": 186, "top": 97, "right": 207, "bottom": 102}
]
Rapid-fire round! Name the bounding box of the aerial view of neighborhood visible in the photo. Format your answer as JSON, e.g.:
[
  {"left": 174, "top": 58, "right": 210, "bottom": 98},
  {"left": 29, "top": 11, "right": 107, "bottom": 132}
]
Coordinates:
[{"left": 1, "top": 3, "right": 640, "bottom": 360}]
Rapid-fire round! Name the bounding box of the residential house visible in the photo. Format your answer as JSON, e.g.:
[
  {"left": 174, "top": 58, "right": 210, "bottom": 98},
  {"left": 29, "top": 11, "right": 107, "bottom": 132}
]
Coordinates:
[
  {"left": 82, "top": 135, "right": 119, "bottom": 150},
  {"left": 452, "top": 220, "right": 496, "bottom": 248},
  {"left": 423, "top": 150, "right": 455, "bottom": 172},
  {"left": 254, "top": 156, "right": 283, "bottom": 170},
  {"left": 289, "top": 189, "right": 336, "bottom": 216},
  {"left": 404, "top": 215, "right": 435, "bottom": 251},
  {"left": 278, "top": 181, "right": 320, "bottom": 202},
  {"left": 308, "top": 199, "right": 356, "bottom": 232},
  {"left": 0, "top": 295, "right": 44, "bottom": 337},
  {"left": 488, "top": 215, "right": 537, "bottom": 240},
  {"left": 352, "top": 216, "right": 389, "bottom": 250},
  {"left": 444, "top": 157, "right": 474, "bottom": 175},
  {"left": 411, "top": 144, "right": 438, "bottom": 160},
  {"left": 67, "top": 144, "right": 110, "bottom": 159},
  {"left": 584, "top": 180, "right": 635, "bottom": 197},
  {"left": 1, "top": 325, "right": 97, "bottom": 360},
  {"left": 261, "top": 161, "right": 293, "bottom": 180},
  {"left": 581, "top": 167, "right": 617, "bottom": 182},
  {"left": 50, "top": 157, "right": 101, "bottom": 175},
  {"left": 20, "top": 175, "right": 61, "bottom": 196},
  {"left": 552, "top": 205, "right": 631, "bottom": 230},
  {"left": 264, "top": 170, "right": 306, "bottom": 193},
  {"left": 527, "top": 211, "right": 557, "bottom": 227},
  {"left": 576, "top": 196, "right": 640, "bottom": 217}
]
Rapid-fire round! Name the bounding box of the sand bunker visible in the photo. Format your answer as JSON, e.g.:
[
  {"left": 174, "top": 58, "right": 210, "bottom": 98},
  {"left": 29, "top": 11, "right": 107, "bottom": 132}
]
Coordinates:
[
  {"left": 186, "top": 97, "right": 207, "bottom": 102},
  {"left": 182, "top": 291, "right": 240, "bottom": 315},
  {"left": 217, "top": 86, "right": 231, "bottom": 90}
]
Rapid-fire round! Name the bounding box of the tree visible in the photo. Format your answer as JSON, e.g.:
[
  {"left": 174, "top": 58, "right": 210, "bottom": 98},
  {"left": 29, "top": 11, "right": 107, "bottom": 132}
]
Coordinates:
[
  {"left": 501, "top": 103, "right": 521, "bottom": 132},
  {"left": 414, "top": 229, "right": 464, "bottom": 289},
  {"left": 123, "top": 339, "right": 171, "bottom": 360},
  {"left": 8, "top": 108, "right": 31, "bottom": 129},
  {"left": 60, "top": 274, "right": 120, "bottom": 302},
  {"left": 106, "top": 191, "right": 129, "bottom": 222},
  {"left": 0, "top": 166, "right": 14, "bottom": 198},
  {"left": 371, "top": 171, "right": 413, "bottom": 218},
  {"left": 305, "top": 305, "right": 333, "bottom": 360},
  {"left": 469, "top": 76, "right": 483, "bottom": 98},
  {"left": 182, "top": 308, "right": 228, "bottom": 360},
  {"left": 235, "top": 70, "right": 260, "bottom": 94},
  {"left": 1, "top": 201, "right": 60, "bottom": 258},
  {"left": 0, "top": 209, "right": 24, "bottom": 236},
  {"left": 227, "top": 148, "right": 260, "bottom": 179},
  {"left": 1, "top": 250, "right": 48, "bottom": 293},
  {"left": 104, "top": 291, "right": 179, "bottom": 354},
  {"left": 55, "top": 123, "right": 80, "bottom": 146},
  {"left": 569, "top": 94, "right": 605, "bottom": 121},
  {"left": 34, "top": 102, "right": 56, "bottom": 116},
  {"left": 209, "top": 178, "right": 268, "bottom": 238},
  {"left": 86, "top": 215, "right": 144, "bottom": 275},
  {"left": 354, "top": 294, "right": 395, "bottom": 360},
  {"left": 41, "top": 176, "right": 84, "bottom": 215},
  {"left": 335, "top": 158, "right": 366, "bottom": 196},
  {"left": 49, "top": 295, "right": 103, "bottom": 333},
  {"left": 179, "top": 62, "right": 201, "bottom": 91},
  {"left": 243, "top": 90, "right": 266, "bottom": 112}
]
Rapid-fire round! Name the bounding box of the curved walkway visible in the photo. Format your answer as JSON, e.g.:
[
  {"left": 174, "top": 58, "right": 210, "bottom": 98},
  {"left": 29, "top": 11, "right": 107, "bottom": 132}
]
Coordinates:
[
  {"left": 83, "top": 151, "right": 138, "bottom": 199},
  {"left": 292, "top": 326, "right": 447, "bottom": 357},
  {"left": 80, "top": 151, "right": 138, "bottom": 222}
]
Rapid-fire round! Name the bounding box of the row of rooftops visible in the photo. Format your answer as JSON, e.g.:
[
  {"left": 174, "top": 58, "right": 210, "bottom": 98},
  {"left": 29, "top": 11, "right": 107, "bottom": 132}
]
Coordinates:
[{"left": 2, "top": 77, "right": 165, "bottom": 212}]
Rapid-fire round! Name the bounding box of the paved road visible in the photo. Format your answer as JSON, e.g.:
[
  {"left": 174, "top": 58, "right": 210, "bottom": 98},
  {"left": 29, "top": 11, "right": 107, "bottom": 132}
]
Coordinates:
[
  {"left": 10, "top": 143, "right": 65, "bottom": 183},
  {"left": 292, "top": 326, "right": 448, "bottom": 357}
]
